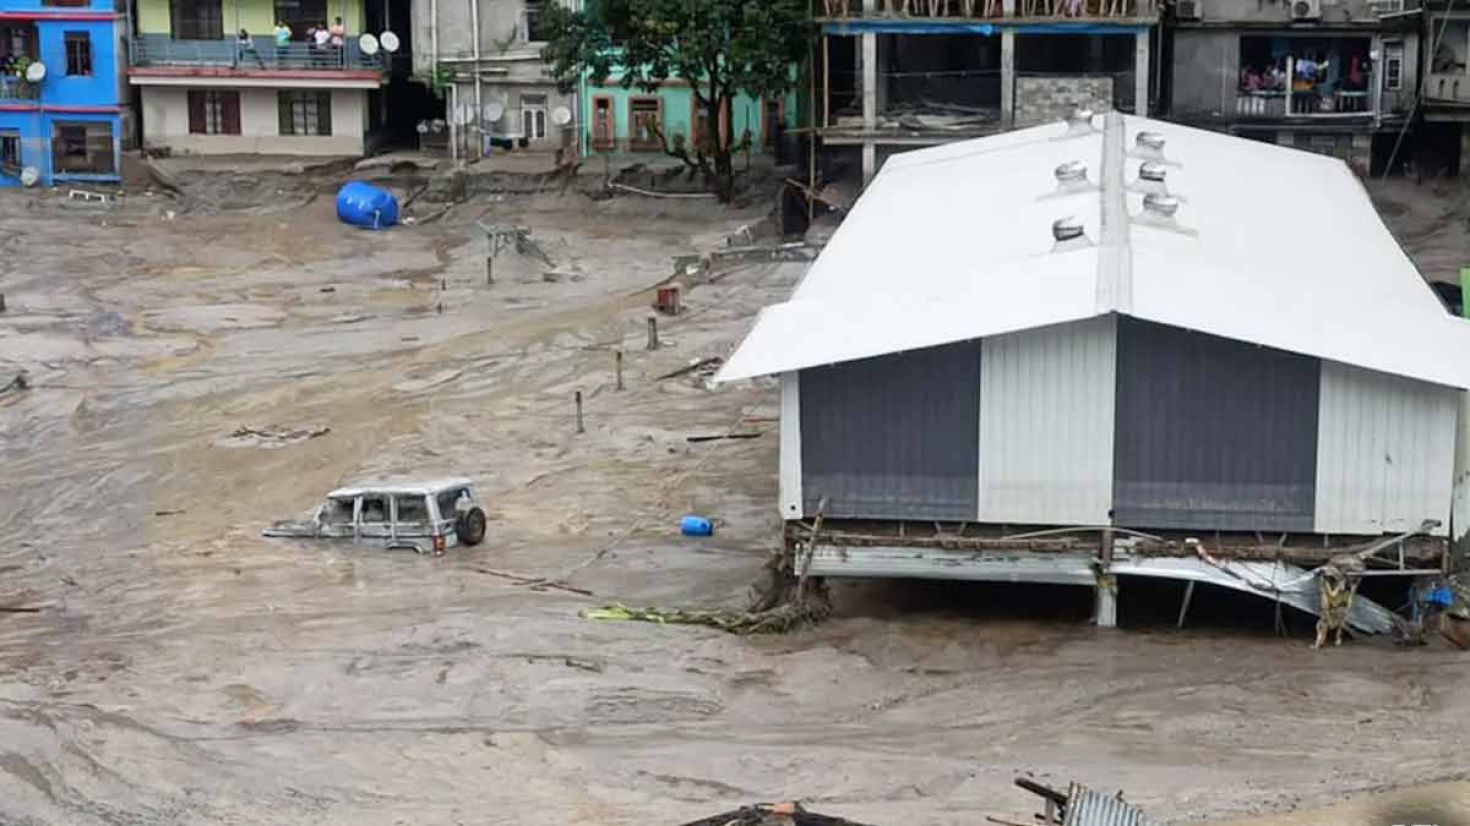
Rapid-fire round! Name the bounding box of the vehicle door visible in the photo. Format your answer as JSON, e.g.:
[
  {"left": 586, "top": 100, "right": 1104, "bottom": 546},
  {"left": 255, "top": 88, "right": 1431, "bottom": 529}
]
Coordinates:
[
  {"left": 392, "top": 494, "right": 432, "bottom": 546},
  {"left": 435, "top": 486, "right": 470, "bottom": 545},
  {"left": 357, "top": 494, "right": 392, "bottom": 547},
  {"left": 319, "top": 496, "right": 356, "bottom": 539}
]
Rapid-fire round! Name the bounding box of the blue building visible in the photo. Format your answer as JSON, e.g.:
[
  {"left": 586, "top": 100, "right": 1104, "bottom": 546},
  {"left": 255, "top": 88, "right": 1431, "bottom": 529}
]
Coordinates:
[{"left": 0, "top": 0, "right": 123, "bottom": 186}]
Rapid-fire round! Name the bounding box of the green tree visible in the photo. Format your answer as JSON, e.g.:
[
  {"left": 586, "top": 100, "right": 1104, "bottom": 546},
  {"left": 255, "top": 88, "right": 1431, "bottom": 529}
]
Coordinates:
[{"left": 542, "top": 0, "right": 810, "bottom": 201}]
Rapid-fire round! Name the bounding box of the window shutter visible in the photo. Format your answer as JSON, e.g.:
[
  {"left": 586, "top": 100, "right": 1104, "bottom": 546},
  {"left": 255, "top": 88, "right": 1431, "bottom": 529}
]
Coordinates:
[
  {"left": 278, "top": 91, "right": 292, "bottom": 135},
  {"left": 187, "top": 90, "right": 206, "bottom": 135},
  {"left": 222, "top": 92, "right": 241, "bottom": 135},
  {"left": 316, "top": 91, "right": 332, "bottom": 135}
]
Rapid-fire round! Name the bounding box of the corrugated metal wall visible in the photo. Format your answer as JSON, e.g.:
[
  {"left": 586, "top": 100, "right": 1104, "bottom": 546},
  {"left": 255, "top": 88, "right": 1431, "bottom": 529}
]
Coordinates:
[
  {"left": 799, "top": 341, "right": 981, "bottom": 520},
  {"left": 978, "top": 317, "right": 1116, "bottom": 525},
  {"left": 1314, "top": 361, "right": 1458, "bottom": 536},
  {"left": 1113, "top": 318, "right": 1321, "bottom": 532}
]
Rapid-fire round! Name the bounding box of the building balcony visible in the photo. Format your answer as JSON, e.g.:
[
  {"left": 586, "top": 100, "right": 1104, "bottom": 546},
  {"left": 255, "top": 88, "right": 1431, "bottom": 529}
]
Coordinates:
[
  {"left": 817, "top": 0, "right": 1157, "bottom": 21},
  {"left": 1234, "top": 89, "right": 1375, "bottom": 120},
  {"left": 1426, "top": 72, "right": 1470, "bottom": 104},
  {"left": 130, "top": 36, "right": 384, "bottom": 73},
  {"left": 0, "top": 76, "right": 39, "bottom": 101}
]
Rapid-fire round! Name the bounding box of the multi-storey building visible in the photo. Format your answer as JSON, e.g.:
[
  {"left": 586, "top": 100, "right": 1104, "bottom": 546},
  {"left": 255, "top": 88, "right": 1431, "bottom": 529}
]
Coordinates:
[
  {"left": 1166, "top": 0, "right": 1418, "bottom": 172},
  {"left": 0, "top": 0, "right": 123, "bottom": 186}
]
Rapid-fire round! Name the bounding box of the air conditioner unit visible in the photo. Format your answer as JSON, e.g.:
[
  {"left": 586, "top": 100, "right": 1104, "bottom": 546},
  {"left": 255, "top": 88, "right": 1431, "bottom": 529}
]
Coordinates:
[
  {"left": 1290, "top": 0, "right": 1321, "bottom": 20},
  {"left": 1176, "top": 0, "right": 1203, "bottom": 19},
  {"left": 1367, "top": 0, "right": 1403, "bottom": 15}
]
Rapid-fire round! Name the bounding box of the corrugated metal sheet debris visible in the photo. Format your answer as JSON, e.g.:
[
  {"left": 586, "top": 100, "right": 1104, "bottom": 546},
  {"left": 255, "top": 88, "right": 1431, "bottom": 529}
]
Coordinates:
[{"left": 1062, "top": 783, "right": 1161, "bottom": 826}]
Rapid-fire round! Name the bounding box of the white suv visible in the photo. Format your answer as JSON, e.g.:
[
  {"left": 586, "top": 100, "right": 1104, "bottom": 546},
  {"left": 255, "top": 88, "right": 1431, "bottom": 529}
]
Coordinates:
[{"left": 265, "top": 477, "right": 487, "bottom": 555}]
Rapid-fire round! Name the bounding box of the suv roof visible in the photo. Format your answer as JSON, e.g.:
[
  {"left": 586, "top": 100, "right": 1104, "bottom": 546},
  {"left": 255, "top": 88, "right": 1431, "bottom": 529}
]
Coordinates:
[{"left": 326, "top": 477, "right": 474, "bottom": 499}]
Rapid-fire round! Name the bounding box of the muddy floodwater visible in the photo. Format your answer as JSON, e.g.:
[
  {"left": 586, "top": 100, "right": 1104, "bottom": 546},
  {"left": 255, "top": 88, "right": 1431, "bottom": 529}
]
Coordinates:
[{"left": 3, "top": 175, "right": 1470, "bottom": 825}]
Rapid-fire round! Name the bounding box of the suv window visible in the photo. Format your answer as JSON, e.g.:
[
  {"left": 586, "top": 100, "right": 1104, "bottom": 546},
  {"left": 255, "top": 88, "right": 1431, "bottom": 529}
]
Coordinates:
[
  {"left": 323, "top": 497, "right": 354, "bottom": 526},
  {"left": 436, "top": 488, "right": 467, "bottom": 521},
  {"left": 360, "top": 496, "right": 388, "bottom": 524},
  {"left": 396, "top": 495, "right": 429, "bottom": 526}
]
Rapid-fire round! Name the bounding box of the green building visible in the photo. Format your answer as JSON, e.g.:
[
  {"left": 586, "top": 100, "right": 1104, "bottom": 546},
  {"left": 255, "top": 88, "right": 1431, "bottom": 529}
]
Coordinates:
[{"left": 580, "top": 73, "right": 797, "bottom": 159}]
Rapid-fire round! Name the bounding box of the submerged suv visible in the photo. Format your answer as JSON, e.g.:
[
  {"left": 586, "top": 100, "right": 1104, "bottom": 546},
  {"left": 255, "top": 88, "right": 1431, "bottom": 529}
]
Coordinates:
[{"left": 264, "top": 477, "right": 487, "bottom": 555}]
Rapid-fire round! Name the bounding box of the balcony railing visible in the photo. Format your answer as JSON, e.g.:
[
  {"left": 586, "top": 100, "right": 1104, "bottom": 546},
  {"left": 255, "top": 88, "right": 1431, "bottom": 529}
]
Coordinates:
[
  {"left": 1234, "top": 87, "right": 1374, "bottom": 119},
  {"left": 1427, "top": 72, "right": 1470, "bottom": 103},
  {"left": 818, "top": 0, "right": 1157, "bottom": 18},
  {"left": 130, "top": 36, "right": 383, "bottom": 71},
  {"left": 0, "top": 76, "right": 38, "bottom": 101}
]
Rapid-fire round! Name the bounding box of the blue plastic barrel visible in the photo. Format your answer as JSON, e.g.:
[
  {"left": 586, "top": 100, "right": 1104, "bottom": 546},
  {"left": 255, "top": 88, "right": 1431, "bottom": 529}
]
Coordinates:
[
  {"left": 680, "top": 515, "right": 713, "bottom": 537},
  {"left": 335, "top": 181, "right": 400, "bottom": 230}
]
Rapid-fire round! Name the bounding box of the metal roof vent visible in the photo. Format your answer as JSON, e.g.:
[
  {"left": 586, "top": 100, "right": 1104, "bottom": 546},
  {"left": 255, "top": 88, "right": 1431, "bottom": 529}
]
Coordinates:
[
  {"left": 1143, "top": 193, "right": 1179, "bottom": 217},
  {"left": 1128, "top": 161, "right": 1181, "bottom": 199},
  {"left": 1052, "top": 215, "right": 1091, "bottom": 250},
  {"left": 1049, "top": 160, "right": 1095, "bottom": 196},
  {"left": 1063, "top": 108, "right": 1096, "bottom": 137},
  {"left": 1133, "top": 130, "right": 1167, "bottom": 161},
  {"left": 1138, "top": 161, "right": 1166, "bottom": 183}
]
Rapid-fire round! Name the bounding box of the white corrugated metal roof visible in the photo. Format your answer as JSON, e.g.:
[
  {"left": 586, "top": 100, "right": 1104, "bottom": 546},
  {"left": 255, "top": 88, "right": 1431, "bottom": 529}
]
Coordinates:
[{"left": 715, "top": 113, "right": 1470, "bottom": 389}]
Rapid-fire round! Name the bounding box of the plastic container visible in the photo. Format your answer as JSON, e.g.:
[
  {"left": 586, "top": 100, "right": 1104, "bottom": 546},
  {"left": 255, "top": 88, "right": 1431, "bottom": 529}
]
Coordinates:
[
  {"left": 679, "top": 515, "right": 714, "bottom": 537},
  {"left": 335, "top": 181, "right": 399, "bottom": 230}
]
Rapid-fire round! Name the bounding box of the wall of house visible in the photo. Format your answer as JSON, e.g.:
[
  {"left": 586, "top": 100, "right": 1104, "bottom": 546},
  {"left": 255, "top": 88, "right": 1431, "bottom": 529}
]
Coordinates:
[
  {"left": 1180, "top": 0, "right": 1392, "bottom": 25},
  {"left": 977, "top": 316, "right": 1116, "bottom": 526},
  {"left": 1314, "top": 361, "right": 1458, "bottom": 536},
  {"left": 798, "top": 342, "right": 982, "bottom": 521},
  {"left": 1014, "top": 76, "right": 1116, "bottom": 127},
  {"left": 137, "top": 0, "right": 366, "bottom": 37},
  {"left": 580, "top": 80, "right": 795, "bottom": 155},
  {"left": 409, "top": 0, "right": 530, "bottom": 78},
  {"left": 140, "top": 86, "right": 366, "bottom": 154},
  {"left": 1171, "top": 29, "right": 1240, "bottom": 118}
]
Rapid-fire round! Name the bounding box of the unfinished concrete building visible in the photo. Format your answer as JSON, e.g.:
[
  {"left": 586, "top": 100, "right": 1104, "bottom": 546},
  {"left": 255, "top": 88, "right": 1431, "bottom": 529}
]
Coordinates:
[
  {"left": 816, "top": 0, "right": 1159, "bottom": 183},
  {"left": 1166, "top": 0, "right": 1418, "bottom": 172},
  {"left": 718, "top": 111, "right": 1470, "bottom": 632},
  {"left": 1420, "top": 0, "right": 1470, "bottom": 174}
]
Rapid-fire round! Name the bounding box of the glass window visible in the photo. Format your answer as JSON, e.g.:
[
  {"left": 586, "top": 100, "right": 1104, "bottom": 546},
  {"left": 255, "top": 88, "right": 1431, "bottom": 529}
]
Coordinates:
[
  {"left": 0, "top": 132, "right": 18, "bottom": 171},
  {"left": 189, "top": 89, "right": 240, "bottom": 134},
  {"left": 1385, "top": 43, "right": 1404, "bottom": 90},
  {"left": 274, "top": 0, "right": 327, "bottom": 40},
  {"left": 278, "top": 90, "right": 332, "bottom": 136},
  {"left": 64, "top": 31, "right": 90, "bottom": 76},
  {"left": 360, "top": 496, "right": 388, "bottom": 524},
  {"left": 51, "top": 122, "right": 114, "bottom": 175},
  {"left": 435, "top": 488, "right": 469, "bottom": 521},
  {"left": 323, "top": 497, "right": 354, "bottom": 526},
  {"left": 395, "top": 495, "right": 429, "bottom": 527},
  {"left": 0, "top": 25, "right": 38, "bottom": 61},
  {"left": 170, "top": 0, "right": 223, "bottom": 40},
  {"left": 592, "top": 96, "right": 613, "bottom": 150}
]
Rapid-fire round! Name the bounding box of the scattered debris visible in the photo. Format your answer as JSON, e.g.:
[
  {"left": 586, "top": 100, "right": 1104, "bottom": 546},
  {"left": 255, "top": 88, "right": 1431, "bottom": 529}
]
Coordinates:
[
  {"left": 680, "top": 802, "right": 876, "bottom": 826},
  {"left": 319, "top": 286, "right": 336, "bottom": 293},
  {"left": 1, "top": 372, "right": 29, "bottom": 396},
  {"left": 220, "top": 424, "right": 330, "bottom": 449},
  {"left": 582, "top": 596, "right": 828, "bottom": 636},
  {"left": 656, "top": 356, "right": 724, "bottom": 381},
  {"left": 1009, "top": 777, "right": 1160, "bottom": 826},
  {"left": 562, "top": 656, "right": 604, "bottom": 673},
  {"left": 67, "top": 189, "right": 110, "bottom": 203},
  {"left": 686, "top": 432, "right": 762, "bottom": 443},
  {"left": 474, "top": 568, "right": 593, "bottom": 596},
  {"left": 608, "top": 182, "right": 716, "bottom": 200},
  {"left": 153, "top": 509, "right": 186, "bottom": 517},
  {"left": 0, "top": 604, "right": 47, "bottom": 614},
  {"left": 680, "top": 515, "right": 714, "bottom": 537}
]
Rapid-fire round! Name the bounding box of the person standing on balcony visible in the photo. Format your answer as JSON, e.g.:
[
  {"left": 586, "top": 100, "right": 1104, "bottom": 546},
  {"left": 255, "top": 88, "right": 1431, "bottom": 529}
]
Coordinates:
[
  {"left": 237, "top": 29, "right": 266, "bottom": 69},
  {"left": 312, "top": 24, "right": 331, "bottom": 66},
  {"left": 274, "top": 21, "right": 291, "bottom": 66},
  {"left": 329, "top": 17, "right": 346, "bottom": 48}
]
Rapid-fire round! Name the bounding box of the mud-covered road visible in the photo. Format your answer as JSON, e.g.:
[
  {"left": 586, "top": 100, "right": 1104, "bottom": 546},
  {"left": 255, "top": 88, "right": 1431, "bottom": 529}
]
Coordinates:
[{"left": 2, "top": 175, "right": 1470, "bottom": 826}]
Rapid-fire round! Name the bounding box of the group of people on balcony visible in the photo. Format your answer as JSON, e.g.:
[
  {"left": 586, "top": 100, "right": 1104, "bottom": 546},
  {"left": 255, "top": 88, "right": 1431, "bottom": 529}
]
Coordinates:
[
  {"left": 1239, "top": 52, "right": 1371, "bottom": 113},
  {"left": 235, "top": 18, "right": 347, "bottom": 69}
]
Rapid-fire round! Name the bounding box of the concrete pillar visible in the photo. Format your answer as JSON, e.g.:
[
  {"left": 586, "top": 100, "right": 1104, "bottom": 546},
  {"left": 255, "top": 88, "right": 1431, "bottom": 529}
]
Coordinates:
[
  {"left": 1095, "top": 574, "right": 1118, "bottom": 628},
  {"left": 862, "top": 142, "right": 876, "bottom": 185},
  {"left": 1001, "top": 29, "right": 1016, "bottom": 129},
  {"left": 862, "top": 32, "right": 877, "bottom": 132},
  {"left": 1134, "top": 29, "right": 1150, "bottom": 116},
  {"left": 1461, "top": 124, "right": 1470, "bottom": 177}
]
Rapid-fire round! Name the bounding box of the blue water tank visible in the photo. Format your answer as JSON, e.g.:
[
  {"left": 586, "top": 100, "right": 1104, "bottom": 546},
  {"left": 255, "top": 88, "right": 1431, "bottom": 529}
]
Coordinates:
[
  {"left": 335, "top": 181, "right": 399, "bottom": 230},
  {"left": 680, "top": 515, "right": 714, "bottom": 537}
]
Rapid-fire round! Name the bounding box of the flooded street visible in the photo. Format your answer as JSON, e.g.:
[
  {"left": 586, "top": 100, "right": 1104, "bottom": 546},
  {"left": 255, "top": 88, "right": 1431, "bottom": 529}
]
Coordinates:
[{"left": 3, "top": 176, "right": 1470, "bottom": 825}]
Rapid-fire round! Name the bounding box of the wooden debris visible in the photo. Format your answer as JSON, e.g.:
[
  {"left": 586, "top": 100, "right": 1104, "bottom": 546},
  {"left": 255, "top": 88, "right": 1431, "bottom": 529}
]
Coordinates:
[
  {"left": 474, "top": 567, "right": 593, "bottom": 596},
  {"left": 686, "top": 432, "right": 762, "bottom": 443},
  {"left": 656, "top": 356, "right": 724, "bottom": 381}
]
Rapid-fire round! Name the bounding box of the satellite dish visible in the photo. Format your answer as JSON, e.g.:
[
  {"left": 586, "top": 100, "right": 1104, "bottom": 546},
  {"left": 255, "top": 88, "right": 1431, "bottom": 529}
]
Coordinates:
[
  {"left": 358, "top": 33, "right": 379, "bottom": 55},
  {"left": 430, "top": 119, "right": 445, "bottom": 133},
  {"left": 551, "top": 106, "right": 572, "bottom": 126},
  {"left": 484, "top": 101, "right": 504, "bottom": 123},
  {"left": 19, "top": 166, "right": 39, "bottom": 187},
  {"left": 415, "top": 120, "right": 429, "bottom": 134},
  {"left": 379, "top": 31, "right": 400, "bottom": 53},
  {"left": 25, "top": 61, "right": 46, "bottom": 83}
]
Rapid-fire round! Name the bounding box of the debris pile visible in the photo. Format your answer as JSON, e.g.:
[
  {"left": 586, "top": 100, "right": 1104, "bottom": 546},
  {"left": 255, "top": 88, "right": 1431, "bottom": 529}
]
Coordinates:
[
  {"left": 219, "top": 424, "right": 330, "bottom": 449},
  {"left": 679, "top": 802, "right": 875, "bottom": 826}
]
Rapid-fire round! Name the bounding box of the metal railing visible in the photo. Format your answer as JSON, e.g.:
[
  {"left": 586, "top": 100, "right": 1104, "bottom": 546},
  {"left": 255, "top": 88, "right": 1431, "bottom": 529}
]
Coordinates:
[
  {"left": 817, "top": 0, "right": 1156, "bottom": 18},
  {"left": 130, "top": 36, "right": 383, "bottom": 71},
  {"left": 1234, "top": 87, "right": 1375, "bottom": 118},
  {"left": 0, "top": 76, "right": 38, "bottom": 101}
]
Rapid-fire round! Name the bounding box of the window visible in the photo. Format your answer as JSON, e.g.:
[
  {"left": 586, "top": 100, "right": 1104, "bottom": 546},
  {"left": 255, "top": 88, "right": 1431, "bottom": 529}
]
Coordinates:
[
  {"left": 360, "top": 496, "right": 388, "bottom": 524},
  {"left": 64, "top": 32, "right": 91, "bottom": 76},
  {"left": 1385, "top": 42, "right": 1404, "bottom": 90},
  {"left": 523, "top": 0, "right": 548, "bottom": 41},
  {"left": 436, "top": 488, "right": 468, "bottom": 522},
  {"left": 274, "top": 0, "right": 327, "bottom": 40},
  {"left": 591, "top": 96, "right": 613, "bottom": 150},
  {"left": 51, "top": 122, "right": 114, "bottom": 175},
  {"left": 278, "top": 90, "right": 332, "bottom": 136},
  {"left": 322, "top": 497, "right": 354, "bottom": 526},
  {"left": 762, "top": 98, "right": 783, "bottom": 150},
  {"left": 42, "top": 0, "right": 89, "bottom": 7},
  {"left": 521, "top": 93, "right": 547, "bottom": 140},
  {"left": 0, "top": 25, "right": 38, "bottom": 61},
  {"left": 394, "top": 496, "right": 430, "bottom": 534},
  {"left": 188, "top": 90, "right": 241, "bottom": 135},
  {"left": 170, "top": 0, "right": 222, "bottom": 39},
  {"left": 629, "top": 97, "right": 661, "bottom": 151},
  {"left": 0, "top": 131, "right": 18, "bottom": 172}
]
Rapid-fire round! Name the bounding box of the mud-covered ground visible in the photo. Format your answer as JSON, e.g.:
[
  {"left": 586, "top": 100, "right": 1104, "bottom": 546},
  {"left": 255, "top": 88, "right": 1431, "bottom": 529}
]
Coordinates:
[{"left": 2, "top": 171, "right": 1470, "bottom": 826}]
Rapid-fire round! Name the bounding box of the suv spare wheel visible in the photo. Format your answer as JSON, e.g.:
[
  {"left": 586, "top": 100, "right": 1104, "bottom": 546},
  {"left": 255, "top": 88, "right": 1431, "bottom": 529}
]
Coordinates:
[{"left": 457, "top": 507, "right": 487, "bottom": 545}]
